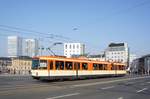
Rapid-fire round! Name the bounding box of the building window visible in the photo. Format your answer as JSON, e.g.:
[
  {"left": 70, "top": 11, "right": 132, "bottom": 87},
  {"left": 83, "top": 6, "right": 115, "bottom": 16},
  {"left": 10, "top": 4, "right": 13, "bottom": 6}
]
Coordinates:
[
  {"left": 65, "top": 45, "right": 67, "bottom": 49},
  {"left": 70, "top": 45, "right": 71, "bottom": 49},
  {"left": 73, "top": 45, "right": 75, "bottom": 49},
  {"left": 77, "top": 45, "right": 79, "bottom": 49}
]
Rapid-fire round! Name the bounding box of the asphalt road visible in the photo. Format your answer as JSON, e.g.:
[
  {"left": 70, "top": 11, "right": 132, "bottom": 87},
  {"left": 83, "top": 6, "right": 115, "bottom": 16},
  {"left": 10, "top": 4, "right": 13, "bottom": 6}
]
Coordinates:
[{"left": 0, "top": 75, "right": 150, "bottom": 99}]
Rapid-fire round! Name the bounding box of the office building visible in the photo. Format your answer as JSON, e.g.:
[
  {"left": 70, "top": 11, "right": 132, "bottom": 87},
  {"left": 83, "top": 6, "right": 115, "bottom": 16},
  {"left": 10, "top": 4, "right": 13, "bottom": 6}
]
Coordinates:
[
  {"left": 8, "top": 36, "right": 22, "bottom": 57},
  {"left": 105, "top": 43, "right": 129, "bottom": 65},
  {"left": 64, "top": 43, "right": 85, "bottom": 58},
  {"left": 24, "top": 39, "right": 39, "bottom": 57}
]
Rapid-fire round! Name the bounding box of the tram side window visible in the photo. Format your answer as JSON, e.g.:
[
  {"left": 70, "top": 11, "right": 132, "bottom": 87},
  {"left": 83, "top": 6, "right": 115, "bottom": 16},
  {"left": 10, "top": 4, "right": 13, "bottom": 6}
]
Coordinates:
[
  {"left": 122, "top": 66, "right": 125, "bottom": 70},
  {"left": 122, "top": 66, "right": 124, "bottom": 70},
  {"left": 98, "top": 64, "right": 103, "bottom": 70},
  {"left": 39, "top": 60, "right": 47, "bottom": 69},
  {"left": 112, "top": 65, "right": 116, "bottom": 70},
  {"left": 56, "top": 61, "right": 64, "bottom": 70},
  {"left": 93, "top": 63, "right": 98, "bottom": 70},
  {"left": 82, "top": 63, "right": 88, "bottom": 70},
  {"left": 103, "top": 64, "right": 107, "bottom": 70},
  {"left": 50, "top": 61, "right": 53, "bottom": 70},
  {"left": 123, "top": 66, "right": 125, "bottom": 70},
  {"left": 119, "top": 65, "right": 121, "bottom": 70},
  {"left": 112, "top": 65, "right": 119, "bottom": 70},
  {"left": 74, "top": 62, "right": 80, "bottom": 70},
  {"left": 65, "top": 62, "right": 73, "bottom": 70},
  {"left": 119, "top": 65, "right": 124, "bottom": 70}
]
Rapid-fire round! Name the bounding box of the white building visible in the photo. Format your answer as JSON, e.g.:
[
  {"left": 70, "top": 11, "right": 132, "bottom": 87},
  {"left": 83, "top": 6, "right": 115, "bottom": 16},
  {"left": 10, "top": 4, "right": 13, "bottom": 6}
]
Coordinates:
[
  {"left": 127, "top": 54, "right": 137, "bottom": 71},
  {"left": 64, "top": 43, "right": 85, "bottom": 58},
  {"left": 105, "top": 43, "right": 129, "bottom": 65},
  {"left": 8, "top": 36, "right": 22, "bottom": 57},
  {"left": 24, "top": 39, "right": 39, "bottom": 57}
]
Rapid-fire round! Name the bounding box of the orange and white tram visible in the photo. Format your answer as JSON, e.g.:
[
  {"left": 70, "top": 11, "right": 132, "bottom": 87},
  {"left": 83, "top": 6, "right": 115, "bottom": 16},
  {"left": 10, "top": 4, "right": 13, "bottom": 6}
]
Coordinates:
[{"left": 31, "top": 56, "right": 127, "bottom": 80}]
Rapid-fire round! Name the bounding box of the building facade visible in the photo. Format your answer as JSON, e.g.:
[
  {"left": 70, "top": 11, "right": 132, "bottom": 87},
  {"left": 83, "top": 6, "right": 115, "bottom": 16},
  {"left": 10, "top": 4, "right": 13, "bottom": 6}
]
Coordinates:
[
  {"left": 88, "top": 54, "right": 105, "bottom": 61},
  {"left": 11, "top": 56, "right": 32, "bottom": 75},
  {"left": 64, "top": 43, "right": 85, "bottom": 58},
  {"left": 128, "top": 54, "right": 137, "bottom": 71},
  {"left": 8, "top": 36, "right": 22, "bottom": 57},
  {"left": 105, "top": 43, "right": 129, "bottom": 65},
  {"left": 24, "top": 39, "right": 39, "bottom": 57},
  {"left": 0, "top": 57, "right": 12, "bottom": 73},
  {"left": 130, "top": 54, "right": 150, "bottom": 75}
]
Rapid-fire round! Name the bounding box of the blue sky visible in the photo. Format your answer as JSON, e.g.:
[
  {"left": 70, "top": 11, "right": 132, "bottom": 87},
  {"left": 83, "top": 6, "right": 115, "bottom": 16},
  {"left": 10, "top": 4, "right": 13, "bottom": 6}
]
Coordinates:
[{"left": 0, "top": 0, "right": 150, "bottom": 57}]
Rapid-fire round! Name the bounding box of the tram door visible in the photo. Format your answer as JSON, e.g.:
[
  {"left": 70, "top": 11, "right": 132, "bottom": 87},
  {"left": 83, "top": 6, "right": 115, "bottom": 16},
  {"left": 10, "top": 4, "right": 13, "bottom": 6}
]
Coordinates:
[
  {"left": 49, "top": 61, "right": 53, "bottom": 77},
  {"left": 74, "top": 62, "right": 80, "bottom": 79}
]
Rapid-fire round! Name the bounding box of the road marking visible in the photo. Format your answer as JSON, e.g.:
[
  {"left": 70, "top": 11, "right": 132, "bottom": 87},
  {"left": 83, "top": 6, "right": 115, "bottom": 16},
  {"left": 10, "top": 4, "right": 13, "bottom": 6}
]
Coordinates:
[
  {"left": 147, "top": 82, "right": 150, "bottom": 83},
  {"left": 46, "top": 93, "right": 80, "bottom": 99},
  {"left": 137, "top": 88, "right": 148, "bottom": 93},
  {"left": 126, "top": 82, "right": 134, "bottom": 85},
  {"left": 0, "top": 85, "right": 62, "bottom": 95},
  {"left": 72, "top": 76, "right": 150, "bottom": 87},
  {"left": 101, "top": 86, "right": 115, "bottom": 90},
  {"left": 118, "top": 97, "right": 123, "bottom": 99},
  {"left": 0, "top": 84, "right": 55, "bottom": 91}
]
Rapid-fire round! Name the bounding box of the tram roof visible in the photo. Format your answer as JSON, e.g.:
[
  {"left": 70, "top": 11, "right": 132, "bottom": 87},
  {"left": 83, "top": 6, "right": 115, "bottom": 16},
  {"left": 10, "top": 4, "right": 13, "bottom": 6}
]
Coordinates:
[{"left": 33, "top": 56, "right": 125, "bottom": 65}]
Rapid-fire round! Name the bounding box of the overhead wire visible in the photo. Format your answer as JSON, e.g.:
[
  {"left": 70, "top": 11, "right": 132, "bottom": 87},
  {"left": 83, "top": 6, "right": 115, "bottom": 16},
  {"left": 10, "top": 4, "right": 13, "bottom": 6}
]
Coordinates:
[
  {"left": 0, "top": 0, "right": 150, "bottom": 55},
  {"left": 0, "top": 24, "right": 70, "bottom": 40}
]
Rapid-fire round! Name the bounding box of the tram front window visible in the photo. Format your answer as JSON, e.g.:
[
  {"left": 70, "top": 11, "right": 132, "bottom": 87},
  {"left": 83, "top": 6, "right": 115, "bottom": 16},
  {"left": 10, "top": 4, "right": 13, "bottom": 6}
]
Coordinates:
[{"left": 32, "top": 59, "right": 39, "bottom": 69}]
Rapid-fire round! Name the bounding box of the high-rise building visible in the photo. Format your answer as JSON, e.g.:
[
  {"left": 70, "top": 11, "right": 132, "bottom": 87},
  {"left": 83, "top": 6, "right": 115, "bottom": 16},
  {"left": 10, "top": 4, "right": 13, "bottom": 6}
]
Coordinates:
[
  {"left": 8, "top": 36, "right": 22, "bottom": 57},
  {"left": 24, "top": 39, "right": 39, "bottom": 57},
  {"left": 64, "top": 43, "right": 85, "bottom": 58},
  {"left": 105, "top": 43, "right": 129, "bottom": 65}
]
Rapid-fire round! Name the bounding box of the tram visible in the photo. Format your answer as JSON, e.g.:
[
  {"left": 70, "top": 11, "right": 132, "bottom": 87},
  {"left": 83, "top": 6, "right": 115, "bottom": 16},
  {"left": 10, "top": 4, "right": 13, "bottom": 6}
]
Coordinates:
[{"left": 31, "top": 56, "right": 127, "bottom": 80}]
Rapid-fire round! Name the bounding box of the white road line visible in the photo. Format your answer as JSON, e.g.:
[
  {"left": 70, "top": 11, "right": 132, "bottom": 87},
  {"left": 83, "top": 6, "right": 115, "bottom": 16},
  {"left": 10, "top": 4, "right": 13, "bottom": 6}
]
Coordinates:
[
  {"left": 101, "top": 86, "right": 115, "bottom": 90},
  {"left": 137, "top": 88, "right": 148, "bottom": 93},
  {"left": 46, "top": 93, "right": 80, "bottom": 99},
  {"left": 126, "top": 82, "right": 134, "bottom": 85},
  {"left": 118, "top": 97, "right": 123, "bottom": 99},
  {"left": 72, "top": 76, "right": 150, "bottom": 87},
  {"left": 147, "top": 82, "right": 150, "bottom": 83}
]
